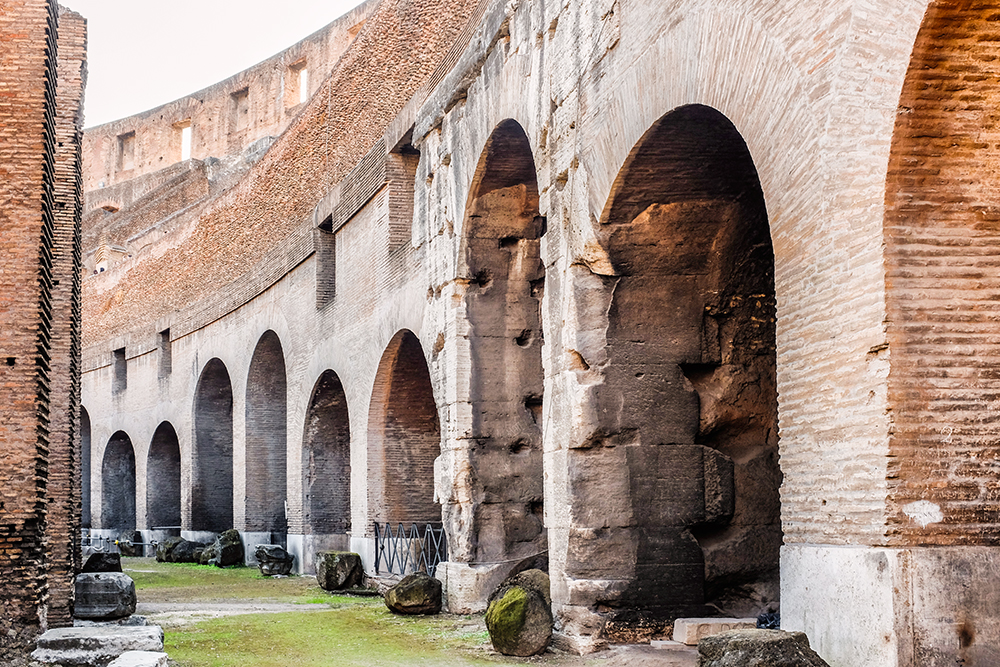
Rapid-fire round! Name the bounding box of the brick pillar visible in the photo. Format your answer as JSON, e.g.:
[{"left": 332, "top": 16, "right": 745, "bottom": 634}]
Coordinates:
[{"left": 0, "top": 0, "right": 60, "bottom": 656}]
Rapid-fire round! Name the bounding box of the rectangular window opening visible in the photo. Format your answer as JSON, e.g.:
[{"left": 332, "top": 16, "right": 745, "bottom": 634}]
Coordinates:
[
  {"left": 117, "top": 132, "right": 135, "bottom": 171},
  {"left": 113, "top": 347, "right": 127, "bottom": 394},
  {"left": 158, "top": 329, "right": 172, "bottom": 379},
  {"left": 315, "top": 215, "right": 336, "bottom": 309},
  {"left": 286, "top": 60, "right": 308, "bottom": 108},
  {"left": 230, "top": 88, "right": 250, "bottom": 133},
  {"left": 173, "top": 120, "right": 192, "bottom": 162}
]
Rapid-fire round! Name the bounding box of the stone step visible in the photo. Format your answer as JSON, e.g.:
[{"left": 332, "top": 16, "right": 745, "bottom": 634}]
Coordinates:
[
  {"left": 107, "top": 651, "right": 169, "bottom": 667},
  {"left": 672, "top": 617, "right": 758, "bottom": 645},
  {"left": 31, "top": 625, "right": 164, "bottom": 666}
]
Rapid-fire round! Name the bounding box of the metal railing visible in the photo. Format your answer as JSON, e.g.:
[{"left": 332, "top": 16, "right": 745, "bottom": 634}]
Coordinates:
[{"left": 373, "top": 522, "right": 447, "bottom": 577}]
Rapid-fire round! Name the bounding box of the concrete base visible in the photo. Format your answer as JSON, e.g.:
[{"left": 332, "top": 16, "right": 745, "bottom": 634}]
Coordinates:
[
  {"left": 287, "top": 533, "right": 350, "bottom": 575},
  {"left": 782, "top": 544, "right": 1000, "bottom": 667},
  {"left": 350, "top": 535, "right": 376, "bottom": 574},
  {"left": 436, "top": 561, "right": 510, "bottom": 613},
  {"left": 180, "top": 530, "right": 218, "bottom": 545}
]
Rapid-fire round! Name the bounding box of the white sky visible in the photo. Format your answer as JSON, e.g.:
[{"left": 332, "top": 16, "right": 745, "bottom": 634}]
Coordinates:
[{"left": 63, "top": 0, "right": 366, "bottom": 128}]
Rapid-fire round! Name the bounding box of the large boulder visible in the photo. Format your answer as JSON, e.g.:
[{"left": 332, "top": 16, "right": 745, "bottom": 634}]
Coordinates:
[
  {"left": 155, "top": 536, "right": 183, "bottom": 563},
  {"left": 202, "top": 529, "right": 244, "bottom": 567},
  {"left": 82, "top": 552, "right": 123, "bottom": 574},
  {"left": 169, "top": 539, "right": 207, "bottom": 564},
  {"left": 74, "top": 572, "right": 137, "bottom": 620},
  {"left": 698, "top": 629, "right": 831, "bottom": 667},
  {"left": 315, "top": 551, "right": 363, "bottom": 590},
  {"left": 255, "top": 545, "right": 294, "bottom": 576},
  {"left": 384, "top": 572, "right": 442, "bottom": 615},
  {"left": 484, "top": 569, "right": 552, "bottom": 656}
]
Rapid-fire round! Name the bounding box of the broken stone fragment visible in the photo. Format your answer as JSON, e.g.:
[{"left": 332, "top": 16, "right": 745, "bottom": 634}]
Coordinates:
[
  {"left": 74, "top": 572, "right": 137, "bottom": 620},
  {"left": 82, "top": 552, "right": 123, "bottom": 573},
  {"left": 168, "top": 539, "right": 207, "bottom": 564},
  {"left": 315, "top": 551, "right": 362, "bottom": 590},
  {"left": 255, "top": 544, "right": 294, "bottom": 576},
  {"left": 698, "top": 629, "right": 830, "bottom": 667},
  {"left": 484, "top": 569, "right": 552, "bottom": 656},
  {"left": 202, "top": 529, "right": 244, "bottom": 567},
  {"left": 155, "top": 536, "right": 183, "bottom": 563},
  {"left": 384, "top": 572, "right": 442, "bottom": 614}
]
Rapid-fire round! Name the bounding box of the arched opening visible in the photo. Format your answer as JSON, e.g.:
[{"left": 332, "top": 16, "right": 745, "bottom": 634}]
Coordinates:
[
  {"left": 591, "top": 104, "right": 780, "bottom": 626},
  {"left": 452, "top": 118, "right": 546, "bottom": 567},
  {"left": 302, "top": 370, "right": 351, "bottom": 534},
  {"left": 146, "top": 421, "right": 181, "bottom": 530},
  {"left": 101, "top": 431, "right": 136, "bottom": 531},
  {"left": 368, "top": 330, "right": 441, "bottom": 526},
  {"left": 193, "top": 358, "right": 234, "bottom": 532},
  {"left": 245, "top": 331, "right": 288, "bottom": 534},
  {"left": 884, "top": 2, "right": 1000, "bottom": 546},
  {"left": 81, "top": 406, "right": 92, "bottom": 528}
]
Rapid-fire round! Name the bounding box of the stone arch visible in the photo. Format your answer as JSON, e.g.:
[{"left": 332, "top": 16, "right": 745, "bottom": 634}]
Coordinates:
[
  {"left": 81, "top": 406, "right": 91, "bottom": 528},
  {"left": 146, "top": 421, "right": 181, "bottom": 530},
  {"left": 368, "top": 330, "right": 441, "bottom": 527},
  {"left": 245, "top": 330, "right": 288, "bottom": 534},
  {"left": 450, "top": 118, "right": 546, "bottom": 566},
  {"left": 193, "top": 358, "right": 234, "bottom": 532},
  {"left": 589, "top": 104, "right": 780, "bottom": 624},
  {"left": 883, "top": 2, "right": 1000, "bottom": 547},
  {"left": 302, "top": 370, "right": 351, "bottom": 534},
  {"left": 101, "top": 431, "right": 136, "bottom": 531}
]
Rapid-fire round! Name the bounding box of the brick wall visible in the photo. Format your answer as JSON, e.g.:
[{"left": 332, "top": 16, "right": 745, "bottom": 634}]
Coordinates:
[
  {"left": 100, "top": 431, "right": 135, "bottom": 531},
  {"left": 45, "top": 6, "right": 87, "bottom": 628},
  {"left": 301, "top": 370, "right": 351, "bottom": 534},
  {"left": 146, "top": 422, "right": 181, "bottom": 529},
  {"left": 885, "top": 0, "right": 1000, "bottom": 546},
  {"left": 0, "top": 0, "right": 66, "bottom": 654},
  {"left": 244, "top": 331, "right": 287, "bottom": 533},
  {"left": 368, "top": 330, "right": 441, "bottom": 527},
  {"left": 191, "top": 358, "right": 234, "bottom": 531}
]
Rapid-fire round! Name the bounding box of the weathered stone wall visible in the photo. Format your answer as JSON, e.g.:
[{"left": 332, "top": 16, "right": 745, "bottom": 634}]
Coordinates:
[
  {"left": 0, "top": 0, "right": 85, "bottom": 656},
  {"left": 78, "top": 0, "right": 1000, "bottom": 665}
]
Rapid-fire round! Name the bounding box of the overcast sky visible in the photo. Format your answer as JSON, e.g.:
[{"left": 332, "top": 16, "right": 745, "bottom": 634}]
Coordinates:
[{"left": 64, "top": 0, "right": 366, "bottom": 128}]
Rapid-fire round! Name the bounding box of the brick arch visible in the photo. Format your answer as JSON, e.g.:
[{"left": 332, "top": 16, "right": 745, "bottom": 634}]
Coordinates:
[
  {"left": 589, "top": 104, "right": 780, "bottom": 626},
  {"left": 448, "top": 118, "right": 546, "bottom": 567},
  {"left": 302, "top": 369, "right": 351, "bottom": 534},
  {"left": 101, "top": 431, "right": 136, "bottom": 531},
  {"left": 245, "top": 330, "right": 288, "bottom": 534},
  {"left": 367, "top": 330, "right": 441, "bottom": 528},
  {"left": 884, "top": 2, "right": 1000, "bottom": 546},
  {"left": 81, "top": 406, "right": 92, "bottom": 528},
  {"left": 146, "top": 421, "right": 181, "bottom": 530},
  {"left": 193, "top": 358, "right": 233, "bottom": 532}
]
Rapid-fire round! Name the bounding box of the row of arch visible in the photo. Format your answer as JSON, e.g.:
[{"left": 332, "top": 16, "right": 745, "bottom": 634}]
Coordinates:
[
  {"left": 88, "top": 106, "right": 780, "bottom": 619},
  {"left": 88, "top": 328, "right": 438, "bottom": 538}
]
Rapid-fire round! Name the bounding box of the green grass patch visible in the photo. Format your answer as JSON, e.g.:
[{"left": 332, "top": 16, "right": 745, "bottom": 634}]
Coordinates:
[{"left": 165, "top": 606, "right": 500, "bottom": 667}]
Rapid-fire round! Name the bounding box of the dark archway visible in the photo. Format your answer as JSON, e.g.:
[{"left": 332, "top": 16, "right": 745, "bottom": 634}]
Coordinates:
[
  {"left": 81, "top": 406, "right": 92, "bottom": 528},
  {"left": 146, "top": 421, "right": 181, "bottom": 529},
  {"left": 101, "top": 431, "right": 136, "bottom": 531},
  {"left": 302, "top": 370, "right": 351, "bottom": 534},
  {"left": 368, "top": 330, "right": 441, "bottom": 526},
  {"left": 245, "top": 331, "right": 288, "bottom": 534},
  {"left": 591, "top": 104, "right": 780, "bottom": 625},
  {"left": 453, "top": 118, "right": 546, "bottom": 567},
  {"left": 193, "top": 358, "right": 234, "bottom": 532}
]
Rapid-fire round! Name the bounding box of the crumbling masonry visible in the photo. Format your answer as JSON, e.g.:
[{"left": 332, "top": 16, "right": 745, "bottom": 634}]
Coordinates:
[{"left": 65, "top": 0, "right": 1000, "bottom": 665}]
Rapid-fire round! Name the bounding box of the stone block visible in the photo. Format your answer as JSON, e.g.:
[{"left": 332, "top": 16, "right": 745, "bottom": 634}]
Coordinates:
[
  {"left": 74, "top": 572, "right": 137, "bottom": 620},
  {"left": 255, "top": 544, "right": 294, "bottom": 576},
  {"left": 82, "top": 552, "right": 123, "bottom": 573},
  {"left": 107, "top": 651, "right": 169, "bottom": 667},
  {"left": 385, "top": 572, "right": 442, "bottom": 614},
  {"left": 31, "top": 625, "right": 164, "bottom": 666},
  {"left": 672, "top": 617, "right": 757, "bottom": 645},
  {"left": 315, "top": 551, "right": 362, "bottom": 590},
  {"left": 698, "top": 629, "right": 830, "bottom": 666}
]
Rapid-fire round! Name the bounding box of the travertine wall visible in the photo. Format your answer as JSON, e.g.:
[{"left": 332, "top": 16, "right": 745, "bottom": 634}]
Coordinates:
[
  {"left": 0, "top": 0, "right": 85, "bottom": 656},
  {"left": 79, "top": 0, "right": 1000, "bottom": 664}
]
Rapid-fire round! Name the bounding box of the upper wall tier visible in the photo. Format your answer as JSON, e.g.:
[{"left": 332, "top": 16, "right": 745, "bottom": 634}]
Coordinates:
[{"left": 81, "top": 0, "right": 376, "bottom": 196}]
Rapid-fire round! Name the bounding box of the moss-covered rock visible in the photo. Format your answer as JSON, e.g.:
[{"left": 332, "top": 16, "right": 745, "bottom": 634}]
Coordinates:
[
  {"left": 202, "top": 529, "right": 244, "bottom": 567},
  {"left": 315, "top": 551, "right": 362, "bottom": 590},
  {"left": 384, "top": 572, "right": 442, "bottom": 614},
  {"left": 485, "top": 569, "right": 551, "bottom": 656},
  {"left": 155, "top": 536, "right": 184, "bottom": 563}
]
